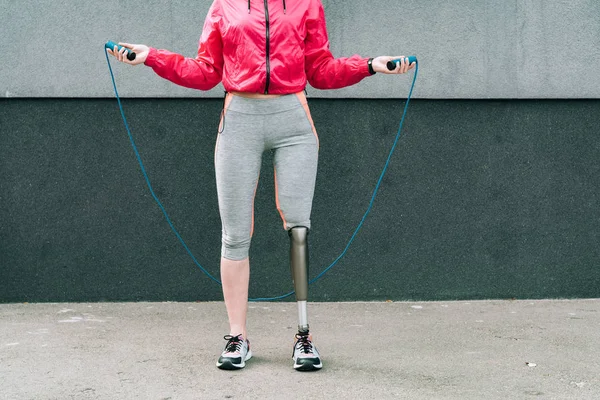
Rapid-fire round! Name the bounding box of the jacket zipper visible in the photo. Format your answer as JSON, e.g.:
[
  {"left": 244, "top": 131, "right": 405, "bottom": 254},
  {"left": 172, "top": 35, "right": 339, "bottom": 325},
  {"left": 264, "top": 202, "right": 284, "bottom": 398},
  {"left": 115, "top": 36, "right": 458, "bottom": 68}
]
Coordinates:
[{"left": 263, "top": 0, "right": 271, "bottom": 94}]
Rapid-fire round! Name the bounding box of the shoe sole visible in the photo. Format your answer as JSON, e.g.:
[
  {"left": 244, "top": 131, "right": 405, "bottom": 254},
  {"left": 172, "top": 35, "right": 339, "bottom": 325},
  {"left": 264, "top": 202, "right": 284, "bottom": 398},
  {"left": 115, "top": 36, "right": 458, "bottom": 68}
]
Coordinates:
[
  {"left": 216, "top": 350, "right": 252, "bottom": 370},
  {"left": 293, "top": 359, "right": 323, "bottom": 371}
]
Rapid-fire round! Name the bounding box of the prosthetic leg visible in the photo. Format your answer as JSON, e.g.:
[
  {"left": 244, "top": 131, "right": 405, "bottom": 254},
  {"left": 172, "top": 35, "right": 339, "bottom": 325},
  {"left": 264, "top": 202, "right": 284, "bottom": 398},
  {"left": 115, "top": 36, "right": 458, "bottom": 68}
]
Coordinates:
[
  {"left": 289, "top": 226, "right": 322, "bottom": 370},
  {"left": 289, "top": 226, "right": 309, "bottom": 333}
]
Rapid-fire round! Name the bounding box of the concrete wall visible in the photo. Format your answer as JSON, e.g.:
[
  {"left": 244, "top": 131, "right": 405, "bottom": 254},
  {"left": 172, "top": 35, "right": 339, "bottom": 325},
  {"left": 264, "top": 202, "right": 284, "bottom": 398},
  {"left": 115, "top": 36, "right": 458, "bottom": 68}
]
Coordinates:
[
  {"left": 2, "top": 0, "right": 599, "bottom": 303},
  {"left": 1, "top": 0, "right": 599, "bottom": 98},
  {"left": 1, "top": 98, "right": 599, "bottom": 302}
]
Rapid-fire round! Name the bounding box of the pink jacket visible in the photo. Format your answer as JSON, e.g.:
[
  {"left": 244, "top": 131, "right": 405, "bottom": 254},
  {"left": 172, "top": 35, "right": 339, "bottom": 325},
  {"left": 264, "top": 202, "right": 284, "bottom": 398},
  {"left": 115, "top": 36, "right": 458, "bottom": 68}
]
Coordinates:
[{"left": 144, "top": 0, "right": 372, "bottom": 94}]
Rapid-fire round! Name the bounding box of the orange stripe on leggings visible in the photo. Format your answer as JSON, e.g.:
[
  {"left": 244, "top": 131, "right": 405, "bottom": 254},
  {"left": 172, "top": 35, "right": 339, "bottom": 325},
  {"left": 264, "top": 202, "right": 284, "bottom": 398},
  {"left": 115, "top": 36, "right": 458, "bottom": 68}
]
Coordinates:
[
  {"left": 295, "top": 92, "right": 320, "bottom": 149},
  {"left": 215, "top": 93, "right": 234, "bottom": 165},
  {"left": 250, "top": 174, "right": 260, "bottom": 237},
  {"left": 219, "top": 92, "right": 234, "bottom": 133},
  {"left": 249, "top": 175, "right": 259, "bottom": 237},
  {"left": 274, "top": 167, "right": 287, "bottom": 230}
]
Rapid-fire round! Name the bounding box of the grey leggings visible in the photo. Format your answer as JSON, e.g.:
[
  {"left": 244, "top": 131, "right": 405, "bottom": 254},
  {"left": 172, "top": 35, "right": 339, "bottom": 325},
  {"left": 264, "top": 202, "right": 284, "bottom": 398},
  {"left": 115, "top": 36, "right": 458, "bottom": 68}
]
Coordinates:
[{"left": 215, "top": 92, "right": 319, "bottom": 261}]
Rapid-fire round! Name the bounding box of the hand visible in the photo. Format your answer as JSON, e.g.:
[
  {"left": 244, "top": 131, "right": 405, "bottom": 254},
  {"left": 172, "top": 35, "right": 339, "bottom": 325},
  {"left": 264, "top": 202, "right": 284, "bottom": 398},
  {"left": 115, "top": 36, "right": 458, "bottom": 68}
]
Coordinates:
[
  {"left": 371, "top": 56, "right": 415, "bottom": 75},
  {"left": 106, "top": 42, "right": 150, "bottom": 65}
]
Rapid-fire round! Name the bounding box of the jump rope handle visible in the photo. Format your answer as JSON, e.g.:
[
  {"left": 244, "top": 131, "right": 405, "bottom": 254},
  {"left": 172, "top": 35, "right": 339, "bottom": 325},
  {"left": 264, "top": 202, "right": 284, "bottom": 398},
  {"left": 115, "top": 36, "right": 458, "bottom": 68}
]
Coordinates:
[
  {"left": 387, "top": 56, "right": 417, "bottom": 71},
  {"left": 105, "top": 41, "right": 136, "bottom": 61}
]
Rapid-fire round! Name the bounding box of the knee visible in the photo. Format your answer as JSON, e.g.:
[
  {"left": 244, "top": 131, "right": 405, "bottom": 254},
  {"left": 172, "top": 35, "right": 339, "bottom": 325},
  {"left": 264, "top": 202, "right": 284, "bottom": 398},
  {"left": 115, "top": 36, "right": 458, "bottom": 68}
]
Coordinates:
[
  {"left": 221, "top": 233, "right": 251, "bottom": 261},
  {"left": 288, "top": 226, "right": 309, "bottom": 244},
  {"left": 283, "top": 217, "right": 311, "bottom": 232}
]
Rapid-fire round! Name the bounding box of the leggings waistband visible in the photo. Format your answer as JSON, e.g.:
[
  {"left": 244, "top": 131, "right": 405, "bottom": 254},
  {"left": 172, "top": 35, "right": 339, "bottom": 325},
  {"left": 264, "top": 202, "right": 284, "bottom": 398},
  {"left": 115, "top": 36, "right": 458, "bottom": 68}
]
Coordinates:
[{"left": 226, "top": 91, "right": 308, "bottom": 115}]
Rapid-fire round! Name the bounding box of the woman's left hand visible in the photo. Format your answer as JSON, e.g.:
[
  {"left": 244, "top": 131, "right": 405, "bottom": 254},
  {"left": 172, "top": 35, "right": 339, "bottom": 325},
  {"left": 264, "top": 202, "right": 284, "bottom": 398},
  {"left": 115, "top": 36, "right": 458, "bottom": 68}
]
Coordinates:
[{"left": 371, "top": 56, "right": 416, "bottom": 74}]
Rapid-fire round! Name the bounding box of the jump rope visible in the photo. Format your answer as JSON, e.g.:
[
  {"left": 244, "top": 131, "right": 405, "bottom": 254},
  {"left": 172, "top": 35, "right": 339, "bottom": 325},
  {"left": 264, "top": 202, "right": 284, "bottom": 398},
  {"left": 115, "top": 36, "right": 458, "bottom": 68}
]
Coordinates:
[{"left": 105, "top": 42, "right": 418, "bottom": 301}]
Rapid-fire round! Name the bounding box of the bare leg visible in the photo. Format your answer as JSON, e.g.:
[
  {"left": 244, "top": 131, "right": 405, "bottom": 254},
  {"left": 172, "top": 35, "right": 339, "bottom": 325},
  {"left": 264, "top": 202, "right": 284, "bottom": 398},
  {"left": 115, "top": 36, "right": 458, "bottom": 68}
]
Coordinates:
[{"left": 220, "top": 256, "right": 250, "bottom": 340}]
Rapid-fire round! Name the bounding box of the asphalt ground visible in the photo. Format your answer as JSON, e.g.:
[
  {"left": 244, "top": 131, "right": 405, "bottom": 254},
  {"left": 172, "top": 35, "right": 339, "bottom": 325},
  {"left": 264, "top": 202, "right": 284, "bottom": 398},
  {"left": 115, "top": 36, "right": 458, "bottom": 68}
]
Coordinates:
[{"left": 1, "top": 299, "right": 599, "bottom": 399}]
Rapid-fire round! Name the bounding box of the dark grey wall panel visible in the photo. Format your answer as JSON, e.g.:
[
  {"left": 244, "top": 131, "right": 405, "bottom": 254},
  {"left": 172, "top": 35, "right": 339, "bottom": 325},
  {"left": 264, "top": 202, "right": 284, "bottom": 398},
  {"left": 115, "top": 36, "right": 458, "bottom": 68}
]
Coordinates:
[
  {"left": 2, "top": 0, "right": 600, "bottom": 98},
  {"left": 1, "top": 98, "right": 599, "bottom": 302}
]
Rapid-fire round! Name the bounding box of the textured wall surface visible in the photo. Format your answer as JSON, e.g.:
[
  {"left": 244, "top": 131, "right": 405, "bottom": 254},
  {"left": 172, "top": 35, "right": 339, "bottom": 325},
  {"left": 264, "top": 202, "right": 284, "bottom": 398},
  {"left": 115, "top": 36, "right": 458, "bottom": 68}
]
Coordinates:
[
  {"left": 2, "top": 0, "right": 599, "bottom": 303},
  {"left": 1, "top": 98, "right": 599, "bottom": 302},
  {"left": 1, "top": 0, "right": 599, "bottom": 98}
]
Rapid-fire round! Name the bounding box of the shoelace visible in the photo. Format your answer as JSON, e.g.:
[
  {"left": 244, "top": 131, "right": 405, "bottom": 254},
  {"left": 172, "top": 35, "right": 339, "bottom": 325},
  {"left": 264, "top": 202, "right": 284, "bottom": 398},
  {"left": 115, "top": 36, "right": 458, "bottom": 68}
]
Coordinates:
[
  {"left": 223, "top": 334, "right": 244, "bottom": 353},
  {"left": 295, "top": 333, "right": 313, "bottom": 354}
]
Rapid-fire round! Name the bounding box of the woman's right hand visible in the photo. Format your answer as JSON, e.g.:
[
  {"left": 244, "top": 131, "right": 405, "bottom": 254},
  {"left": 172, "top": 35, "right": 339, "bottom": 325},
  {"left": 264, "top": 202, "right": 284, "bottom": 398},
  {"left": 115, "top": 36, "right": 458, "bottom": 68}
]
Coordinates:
[{"left": 106, "top": 42, "right": 150, "bottom": 65}]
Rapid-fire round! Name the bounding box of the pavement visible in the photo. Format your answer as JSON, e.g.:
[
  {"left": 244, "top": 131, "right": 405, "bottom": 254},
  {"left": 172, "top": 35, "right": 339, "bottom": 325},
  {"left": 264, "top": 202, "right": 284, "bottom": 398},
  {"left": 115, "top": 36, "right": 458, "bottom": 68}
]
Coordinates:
[{"left": 1, "top": 299, "right": 599, "bottom": 400}]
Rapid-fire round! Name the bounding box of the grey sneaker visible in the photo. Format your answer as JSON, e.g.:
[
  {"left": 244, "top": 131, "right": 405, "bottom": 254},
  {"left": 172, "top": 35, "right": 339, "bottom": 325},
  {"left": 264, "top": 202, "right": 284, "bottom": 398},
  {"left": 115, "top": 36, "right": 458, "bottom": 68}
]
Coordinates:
[
  {"left": 292, "top": 331, "right": 322, "bottom": 371},
  {"left": 216, "top": 334, "right": 252, "bottom": 370}
]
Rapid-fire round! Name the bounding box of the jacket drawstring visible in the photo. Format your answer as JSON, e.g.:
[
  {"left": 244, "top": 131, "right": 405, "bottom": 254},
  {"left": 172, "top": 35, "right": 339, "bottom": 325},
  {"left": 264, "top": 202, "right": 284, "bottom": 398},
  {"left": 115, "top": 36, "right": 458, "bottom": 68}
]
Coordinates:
[{"left": 247, "top": 1, "right": 287, "bottom": 14}]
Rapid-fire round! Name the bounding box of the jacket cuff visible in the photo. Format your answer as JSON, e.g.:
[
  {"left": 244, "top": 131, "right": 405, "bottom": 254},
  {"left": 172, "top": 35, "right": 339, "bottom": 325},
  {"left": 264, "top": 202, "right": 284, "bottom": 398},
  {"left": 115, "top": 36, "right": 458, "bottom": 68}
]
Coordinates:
[{"left": 144, "top": 47, "right": 158, "bottom": 67}]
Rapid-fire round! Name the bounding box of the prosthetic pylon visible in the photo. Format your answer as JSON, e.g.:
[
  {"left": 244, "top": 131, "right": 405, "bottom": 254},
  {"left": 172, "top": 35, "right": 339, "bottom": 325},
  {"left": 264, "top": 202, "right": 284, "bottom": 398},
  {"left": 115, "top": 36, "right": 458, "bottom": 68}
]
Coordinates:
[{"left": 289, "top": 226, "right": 309, "bottom": 333}]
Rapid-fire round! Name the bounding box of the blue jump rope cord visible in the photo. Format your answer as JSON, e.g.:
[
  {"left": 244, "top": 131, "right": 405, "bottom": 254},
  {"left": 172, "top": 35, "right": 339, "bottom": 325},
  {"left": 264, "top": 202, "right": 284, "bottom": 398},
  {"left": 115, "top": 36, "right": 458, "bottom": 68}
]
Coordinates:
[{"left": 105, "top": 50, "right": 418, "bottom": 301}]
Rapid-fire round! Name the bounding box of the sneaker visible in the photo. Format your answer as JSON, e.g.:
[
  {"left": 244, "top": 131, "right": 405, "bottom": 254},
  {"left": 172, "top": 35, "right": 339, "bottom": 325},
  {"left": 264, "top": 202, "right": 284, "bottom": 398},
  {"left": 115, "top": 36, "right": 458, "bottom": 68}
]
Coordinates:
[
  {"left": 216, "top": 334, "right": 252, "bottom": 370},
  {"left": 292, "top": 331, "right": 323, "bottom": 371}
]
